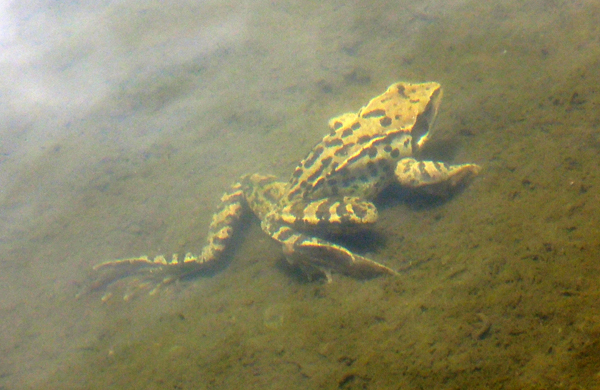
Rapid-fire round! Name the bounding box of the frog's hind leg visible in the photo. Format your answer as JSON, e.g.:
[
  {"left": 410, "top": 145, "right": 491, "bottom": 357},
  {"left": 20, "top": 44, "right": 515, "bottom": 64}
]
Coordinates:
[
  {"left": 90, "top": 180, "right": 248, "bottom": 294},
  {"left": 262, "top": 219, "right": 397, "bottom": 282},
  {"left": 278, "top": 197, "right": 378, "bottom": 233}
]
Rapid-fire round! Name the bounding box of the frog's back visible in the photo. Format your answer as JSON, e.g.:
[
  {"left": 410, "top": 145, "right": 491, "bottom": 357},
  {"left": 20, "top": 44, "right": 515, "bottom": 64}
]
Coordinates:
[{"left": 284, "top": 82, "right": 442, "bottom": 202}]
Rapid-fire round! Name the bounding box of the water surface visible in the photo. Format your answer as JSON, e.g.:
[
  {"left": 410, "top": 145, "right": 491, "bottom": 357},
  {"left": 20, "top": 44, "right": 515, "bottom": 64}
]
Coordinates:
[{"left": 1, "top": 0, "right": 599, "bottom": 388}]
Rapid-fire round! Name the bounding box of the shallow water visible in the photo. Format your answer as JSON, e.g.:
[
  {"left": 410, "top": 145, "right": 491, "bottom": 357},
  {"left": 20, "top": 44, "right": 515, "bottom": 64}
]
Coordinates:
[{"left": 1, "top": 0, "right": 600, "bottom": 388}]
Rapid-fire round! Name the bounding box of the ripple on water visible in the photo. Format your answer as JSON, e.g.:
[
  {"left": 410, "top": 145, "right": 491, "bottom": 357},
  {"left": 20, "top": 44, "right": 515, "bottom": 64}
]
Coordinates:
[{"left": 263, "top": 304, "right": 290, "bottom": 330}]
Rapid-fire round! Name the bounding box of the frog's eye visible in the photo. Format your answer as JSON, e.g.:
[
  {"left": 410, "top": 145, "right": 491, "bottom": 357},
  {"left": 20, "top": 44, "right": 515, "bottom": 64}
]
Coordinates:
[
  {"left": 411, "top": 108, "right": 432, "bottom": 151},
  {"left": 411, "top": 89, "right": 441, "bottom": 152}
]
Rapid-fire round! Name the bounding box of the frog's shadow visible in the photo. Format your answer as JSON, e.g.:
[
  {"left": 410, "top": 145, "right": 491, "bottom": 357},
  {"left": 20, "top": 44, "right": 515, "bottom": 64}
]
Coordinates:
[{"left": 376, "top": 179, "right": 471, "bottom": 212}]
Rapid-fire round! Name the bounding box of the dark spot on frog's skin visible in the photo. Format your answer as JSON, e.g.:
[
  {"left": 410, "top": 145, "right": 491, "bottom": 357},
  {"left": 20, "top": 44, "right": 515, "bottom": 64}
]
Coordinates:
[
  {"left": 287, "top": 189, "right": 300, "bottom": 201},
  {"left": 397, "top": 84, "right": 408, "bottom": 98},
  {"left": 300, "top": 181, "right": 308, "bottom": 188},
  {"left": 391, "top": 149, "right": 400, "bottom": 158},
  {"left": 312, "top": 177, "right": 325, "bottom": 191},
  {"left": 337, "top": 166, "right": 349, "bottom": 176},
  {"left": 354, "top": 206, "right": 367, "bottom": 219},
  {"left": 307, "top": 164, "right": 326, "bottom": 183},
  {"left": 303, "top": 146, "right": 324, "bottom": 169},
  {"left": 360, "top": 175, "right": 369, "bottom": 182},
  {"left": 367, "top": 147, "right": 377, "bottom": 158},
  {"left": 330, "top": 185, "right": 339, "bottom": 196},
  {"left": 378, "top": 160, "right": 392, "bottom": 174},
  {"left": 346, "top": 148, "right": 368, "bottom": 165},
  {"left": 292, "top": 167, "right": 303, "bottom": 178},
  {"left": 276, "top": 227, "right": 295, "bottom": 242},
  {"left": 334, "top": 148, "right": 348, "bottom": 157},
  {"left": 341, "top": 128, "right": 353, "bottom": 137},
  {"left": 332, "top": 121, "right": 343, "bottom": 130},
  {"left": 384, "top": 145, "right": 392, "bottom": 153},
  {"left": 433, "top": 161, "right": 442, "bottom": 171},
  {"left": 325, "top": 138, "right": 344, "bottom": 147},
  {"left": 410, "top": 99, "right": 420, "bottom": 103},
  {"left": 379, "top": 116, "right": 392, "bottom": 127},
  {"left": 362, "top": 109, "right": 386, "bottom": 118},
  {"left": 403, "top": 139, "right": 411, "bottom": 148},
  {"left": 367, "top": 161, "right": 378, "bottom": 177},
  {"left": 314, "top": 205, "right": 328, "bottom": 221},
  {"left": 335, "top": 203, "right": 346, "bottom": 218},
  {"left": 418, "top": 161, "right": 426, "bottom": 173},
  {"left": 395, "top": 115, "right": 400, "bottom": 120},
  {"left": 357, "top": 135, "right": 371, "bottom": 144},
  {"left": 331, "top": 162, "right": 338, "bottom": 170},
  {"left": 351, "top": 122, "right": 361, "bottom": 130},
  {"left": 321, "top": 156, "right": 333, "bottom": 168},
  {"left": 334, "top": 142, "right": 353, "bottom": 157}
]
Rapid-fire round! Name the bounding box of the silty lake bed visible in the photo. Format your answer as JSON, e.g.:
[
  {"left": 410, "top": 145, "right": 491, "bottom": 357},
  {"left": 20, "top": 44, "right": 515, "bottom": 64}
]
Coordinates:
[{"left": 1, "top": 0, "right": 599, "bottom": 388}]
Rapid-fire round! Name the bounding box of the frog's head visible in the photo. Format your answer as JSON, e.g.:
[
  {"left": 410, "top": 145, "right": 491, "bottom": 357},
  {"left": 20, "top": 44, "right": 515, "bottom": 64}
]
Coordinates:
[{"left": 356, "top": 81, "right": 443, "bottom": 154}]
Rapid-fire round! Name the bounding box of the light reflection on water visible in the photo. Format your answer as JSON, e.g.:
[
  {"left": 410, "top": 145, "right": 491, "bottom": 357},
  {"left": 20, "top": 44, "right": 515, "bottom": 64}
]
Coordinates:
[{"left": 0, "top": 2, "right": 258, "bottom": 386}]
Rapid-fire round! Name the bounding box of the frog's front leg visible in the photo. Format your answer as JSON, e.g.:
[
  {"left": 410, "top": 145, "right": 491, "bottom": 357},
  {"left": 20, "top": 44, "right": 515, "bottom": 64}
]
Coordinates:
[{"left": 395, "top": 157, "right": 481, "bottom": 189}]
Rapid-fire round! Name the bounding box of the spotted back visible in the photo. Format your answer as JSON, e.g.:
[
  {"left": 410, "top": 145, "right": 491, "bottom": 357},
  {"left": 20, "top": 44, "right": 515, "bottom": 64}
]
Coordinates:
[{"left": 284, "top": 82, "right": 443, "bottom": 203}]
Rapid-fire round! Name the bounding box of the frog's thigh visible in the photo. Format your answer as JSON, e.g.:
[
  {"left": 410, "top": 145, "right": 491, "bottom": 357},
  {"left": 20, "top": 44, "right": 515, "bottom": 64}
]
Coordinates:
[
  {"left": 395, "top": 157, "right": 481, "bottom": 188},
  {"left": 279, "top": 197, "right": 377, "bottom": 228}
]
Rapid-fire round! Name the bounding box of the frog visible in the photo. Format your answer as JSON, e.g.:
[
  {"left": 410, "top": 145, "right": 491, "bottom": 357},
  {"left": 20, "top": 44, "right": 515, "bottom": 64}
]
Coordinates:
[{"left": 93, "top": 81, "right": 480, "bottom": 286}]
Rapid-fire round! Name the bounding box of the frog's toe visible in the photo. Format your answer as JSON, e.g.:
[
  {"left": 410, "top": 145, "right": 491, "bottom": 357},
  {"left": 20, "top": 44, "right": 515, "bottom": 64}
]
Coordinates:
[
  {"left": 83, "top": 256, "right": 181, "bottom": 299},
  {"left": 81, "top": 269, "right": 178, "bottom": 302}
]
